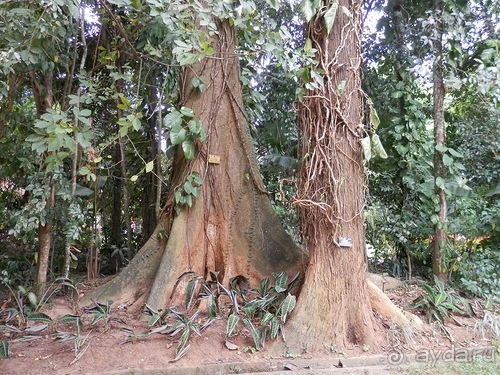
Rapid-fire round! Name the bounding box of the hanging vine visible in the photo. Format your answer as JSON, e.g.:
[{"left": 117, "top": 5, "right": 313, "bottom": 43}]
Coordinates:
[{"left": 295, "top": 0, "right": 366, "bottom": 247}]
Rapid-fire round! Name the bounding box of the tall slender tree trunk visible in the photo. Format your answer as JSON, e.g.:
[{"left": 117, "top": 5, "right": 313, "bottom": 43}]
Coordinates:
[
  {"left": 119, "top": 136, "right": 133, "bottom": 250},
  {"left": 111, "top": 139, "right": 123, "bottom": 248},
  {"left": 141, "top": 76, "right": 160, "bottom": 242},
  {"left": 82, "top": 18, "right": 304, "bottom": 311},
  {"left": 30, "top": 72, "right": 55, "bottom": 296},
  {"left": 432, "top": 0, "right": 447, "bottom": 283},
  {"left": 36, "top": 183, "right": 55, "bottom": 296},
  {"left": 277, "top": 0, "right": 377, "bottom": 352}
]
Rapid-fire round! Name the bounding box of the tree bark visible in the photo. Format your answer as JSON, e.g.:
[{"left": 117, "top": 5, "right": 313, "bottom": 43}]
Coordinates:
[
  {"left": 432, "top": 0, "right": 447, "bottom": 283},
  {"left": 111, "top": 139, "right": 123, "bottom": 248},
  {"left": 30, "top": 72, "right": 55, "bottom": 296},
  {"left": 275, "top": 0, "right": 377, "bottom": 353},
  {"left": 141, "top": 76, "right": 160, "bottom": 242},
  {"left": 35, "top": 182, "right": 55, "bottom": 296},
  {"left": 81, "top": 18, "right": 305, "bottom": 311}
]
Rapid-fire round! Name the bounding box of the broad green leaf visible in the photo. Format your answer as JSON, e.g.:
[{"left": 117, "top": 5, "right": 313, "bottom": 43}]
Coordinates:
[
  {"left": 435, "top": 144, "right": 448, "bottom": 153},
  {"left": 191, "top": 186, "right": 200, "bottom": 198},
  {"left": 74, "top": 185, "right": 94, "bottom": 196},
  {"left": 242, "top": 318, "right": 261, "bottom": 350},
  {"left": 443, "top": 154, "right": 453, "bottom": 166},
  {"left": 447, "top": 147, "right": 463, "bottom": 158},
  {"left": 79, "top": 109, "right": 91, "bottom": 117},
  {"left": 25, "top": 134, "right": 45, "bottom": 143},
  {"left": 119, "top": 124, "right": 130, "bottom": 137},
  {"left": 182, "top": 140, "right": 195, "bottom": 160},
  {"left": 310, "top": 69, "right": 324, "bottom": 86},
  {"left": 191, "top": 76, "right": 205, "bottom": 91},
  {"left": 148, "top": 314, "right": 161, "bottom": 327},
  {"left": 184, "top": 278, "right": 198, "bottom": 310},
  {"left": 370, "top": 134, "right": 388, "bottom": 159},
  {"left": 188, "top": 119, "right": 203, "bottom": 136},
  {"left": 172, "top": 344, "right": 190, "bottom": 362},
  {"left": 132, "top": 116, "right": 141, "bottom": 131},
  {"left": 207, "top": 294, "right": 218, "bottom": 319},
  {"left": 270, "top": 317, "right": 280, "bottom": 339},
  {"left": 226, "top": 313, "right": 239, "bottom": 339},
  {"left": 189, "top": 172, "right": 203, "bottom": 186},
  {"left": 169, "top": 123, "right": 186, "bottom": 145},
  {"left": 435, "top": 177, "right": 446, "bottom": 190},
  {"left": 361, "top": 136, "right": 371, "bottom": 161},
  {"left": 183, "top": 181, "right": 193, "bottom": 195},
  {"left": 131, "top": 0, "right": 141, "bottom": 10},
  {"left": 0, "top": 340, "right": 8, "bottom": 359},
  {"left": 145, "top": 161, "right": 154, "bottom": 173},
  {"left": 304, "top": 38, "right": 313, "bottom": 52},
  {"left": 261, "top": 312, "right": 274, "bottom": 325},
  {"left": 299, "top": 0, "right": 317, "bottom": 22},
  {"left": 370, "top": 106, "right": 380, "bottom": 129},
  {"left": 27, "top": 291, "right": 37, "bottom": 307},
  {"left": 180, "top": 106, "right": 195, "bottom": 117},
  {"left": 24, "top": 324, "right": 48, "bottom": 332},
  {"left": 435, "top": 292, "right": 447, "bottom": 305},
  {"left": 341, "top": 5, "right": 352, "bottom": 18},
  {"left": 163, "top": 111, "right": 183, "bottom": 129},
  {"left": 178, "top": 53, "right": 199, "bottom": 66},
  {"left": 274, "top": 272, "right": 288, "bottom": 291},
  {"left": 279, "top": 294, "right": 296, "bottom": 324},
  {"left": 324, "top": 1, "right": 338, "bottom": 35},
  {"left": 177, "top": 328, "right": 190, "bottom": 353},
  {"left": 27, "top": 312, "right": 52, "bottom": 323}
]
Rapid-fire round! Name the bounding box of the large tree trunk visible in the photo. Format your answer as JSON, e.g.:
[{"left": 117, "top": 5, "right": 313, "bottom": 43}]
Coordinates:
[
  {"left": 276, "top": 0, "right": 377, "bottom": 353},
  {"left": 81, "top": 19, "right": 305, "bottom": 311},
  {"left": 432, "top": 0, "right": 447, "bottom": 283}
]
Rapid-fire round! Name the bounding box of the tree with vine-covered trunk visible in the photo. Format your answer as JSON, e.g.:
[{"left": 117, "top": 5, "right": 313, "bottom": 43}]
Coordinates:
[
  {"left": 82, "top": 13, "right": 305, "bottom": 311},
  {"left": 273, "top": 0, "right": 377, "bottom": 352}
]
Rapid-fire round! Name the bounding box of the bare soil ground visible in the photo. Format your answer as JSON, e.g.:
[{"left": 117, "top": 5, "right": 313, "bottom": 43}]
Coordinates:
[{"left": 1, "top": 276, "right": 497, "bottom": 375}]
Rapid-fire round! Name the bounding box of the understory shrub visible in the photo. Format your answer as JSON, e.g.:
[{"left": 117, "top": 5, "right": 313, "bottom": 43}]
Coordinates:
[{"left": 454, "top": 247, "right": 500, "bottom": 303}]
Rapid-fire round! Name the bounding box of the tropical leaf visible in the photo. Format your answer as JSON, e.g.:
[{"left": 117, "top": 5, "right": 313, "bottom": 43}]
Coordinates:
[
  {"left": 181, "top": 140, "right": 195, "bottom": 160},
  {"left": 324, "top": 1, "right": 339, "bottom": 35},
  {"left": 371, "top": 133, "right": 388, "bottom": 159},
  {"left": 27, "top": 312, "right": 53, "bottom": 323},
  {"left": 171, "top": 344, "right": 190, "bottom": 362},
  {"left": 0, "top": 340, "right": 8, "bottom": 358},
  {"left": 163, "top": 111, "right": 183, "bottom": 129},
  {"left": 361, "top": 136, "right": 372, "bottom": 161},
  {"left": 27, "top": 292, "right": 38, "bottom": 307},
  {"left": 185, "top": 277, "right": 199, "bottom": 310},
  {"left": 435, "top": 292, "right": 447, "bottom": 305},
  {"left": 261, "top": 312, "right": 274, "bottom": 325},
  {"left": 169, "top": 123, "right": 187, "bottom": 146},
  {"left": 270, "top": 317, "right": 280, "bottom": 340},
  {"left": 225, "top": 313, "right": 239, "bottom": 339},
  {"left": 24, "top": 324, "right": 48, "bottom": 332},
  {"left": 273, "top": 272, "right": 288, "bottom": 293},
  {"left": 370, "top": 105, "right": 381, "bottom": 129},
  {"left": 279, "top": 294, "right": 296, "bottom": 324},
  {"left": 242, "top": 318, "right": 261, "bottom": 350},
  {"left": 299, "top": 0, "right": 318, "bottom": 22}
]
